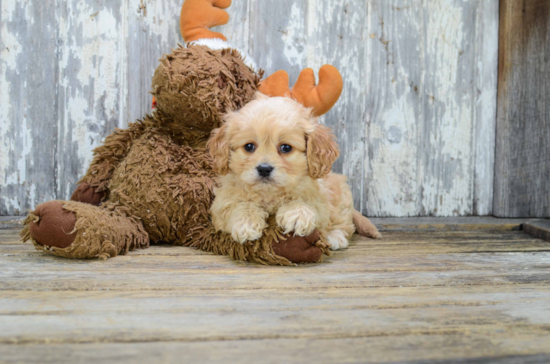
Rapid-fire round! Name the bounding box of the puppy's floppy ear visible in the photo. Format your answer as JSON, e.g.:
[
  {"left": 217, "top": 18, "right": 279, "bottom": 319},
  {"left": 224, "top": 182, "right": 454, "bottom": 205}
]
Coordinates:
[
  {"left": 207, "top": 123, "right": 230, "bottom": 175},
  {"left": 306, "top": 123, "right": 340, "bottom": 179}
]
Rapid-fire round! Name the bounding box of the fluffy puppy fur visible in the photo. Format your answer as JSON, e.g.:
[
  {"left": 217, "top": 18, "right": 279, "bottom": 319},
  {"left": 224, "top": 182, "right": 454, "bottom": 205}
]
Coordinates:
[{"left": 207, "top": 93, "right": 381, "bottom": 250}]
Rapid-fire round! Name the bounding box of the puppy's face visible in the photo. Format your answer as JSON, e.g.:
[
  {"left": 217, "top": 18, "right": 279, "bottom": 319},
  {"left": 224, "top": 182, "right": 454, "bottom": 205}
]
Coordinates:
[
  {"left": 207, "top": 93, "right": 340, "bottom": 188},
  {"left": 224, "top": 101, "right": 309, "bottom": 187}
]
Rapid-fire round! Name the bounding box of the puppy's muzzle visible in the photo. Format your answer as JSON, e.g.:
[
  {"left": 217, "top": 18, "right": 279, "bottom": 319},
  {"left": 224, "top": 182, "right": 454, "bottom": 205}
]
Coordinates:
[{"left": 256, "top": 164, "right": 274, "bottom": 178}]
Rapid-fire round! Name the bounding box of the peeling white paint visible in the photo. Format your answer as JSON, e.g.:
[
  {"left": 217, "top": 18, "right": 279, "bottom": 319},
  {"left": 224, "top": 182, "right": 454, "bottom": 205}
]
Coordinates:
[
  {"left": 126, "top": 0, "right": 182, "bottom": 127},
  {"left": 1, "top": 0, "right": 32, "bottom": 213},
  {"left": 141, "top": 0, "right": 182, "bottom": 42},
  {"left": 118, "top": 0, "right": 129, "bottom": 130},
  {"left": 368, "top": 97, "right": 419, "bottom": 216},
  {"left": 0, "top": 19, "right": 23, "bottom": 177},
  {"left": 55, "top": 1, "right": 125, "bottom": 198},
  {"left": 420, "top": 0, "right": 474, "bottom": 216},
  {"left": 282, "top": 3, "right": 306, "bottom": 68},
  {"left": 0, "top": 27, "right": 20, "bottom": 184},
  {"left": 473, "top": 0, "right": 499, "bottom": 216},
  {"left": 65, "top": 92, "right": 98, "bottom": 168},
  {"left": 359, "top": 0, "right": 499, "bottom": 216},
  {"left": 0, "top": 0, "right": 499, "bottom": 217}
]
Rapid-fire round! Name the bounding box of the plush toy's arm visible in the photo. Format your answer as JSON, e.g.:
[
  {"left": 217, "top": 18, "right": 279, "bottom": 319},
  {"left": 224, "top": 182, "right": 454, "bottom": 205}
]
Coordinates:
[{"left": 72, "top": 122, "right": 146, "bottom": 204}]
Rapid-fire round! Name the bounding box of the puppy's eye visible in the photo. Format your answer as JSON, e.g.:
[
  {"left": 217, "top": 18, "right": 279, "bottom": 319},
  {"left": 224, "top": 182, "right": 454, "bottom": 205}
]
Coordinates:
[
  {"left": 244, "top": 143, "right": 256, "bottom": 152},
  {"left": 279, "top": 144, "right": 292, "bottom": 153}
]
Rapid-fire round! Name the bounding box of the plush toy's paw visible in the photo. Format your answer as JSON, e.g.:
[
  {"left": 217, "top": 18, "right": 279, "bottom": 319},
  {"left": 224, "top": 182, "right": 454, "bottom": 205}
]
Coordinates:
[
  {"left": 326, "top": 229, "right": 349, "bottom": 250},
  {"left": 276, "top": 203, "right": 317, "bottom": 236},
  {"left": 27, "top": 201, "right": 77, "bottom": 249},
  {"left": 272, "top": 229, "right": 324, "bottom": 263},
  {"left": 70, "top": 183, "right": 104, "bottom": 206},
  {"left": 231, "top": 216, "right": 267, "bottom": 244}
]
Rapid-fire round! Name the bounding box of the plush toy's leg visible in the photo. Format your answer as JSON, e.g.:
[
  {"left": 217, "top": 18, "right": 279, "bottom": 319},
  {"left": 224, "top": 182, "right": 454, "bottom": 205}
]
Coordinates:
[{"left": 20, "top": 201, "right": 149, "bottom": 259}]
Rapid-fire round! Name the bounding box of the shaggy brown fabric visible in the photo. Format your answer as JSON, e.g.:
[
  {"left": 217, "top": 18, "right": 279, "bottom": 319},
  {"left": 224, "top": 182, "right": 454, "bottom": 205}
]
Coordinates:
[
  {"left": 79, "top": 122, "right": 147, "bottom": 197},
  {"left": 71, "top": 183, "right": 104, "bottom": 206},
  {"left": 21, "top": 44, "right": 330, "bottom": 265},
  {"left": 151, "top": 45, "right": 262, "bottom": 147}
]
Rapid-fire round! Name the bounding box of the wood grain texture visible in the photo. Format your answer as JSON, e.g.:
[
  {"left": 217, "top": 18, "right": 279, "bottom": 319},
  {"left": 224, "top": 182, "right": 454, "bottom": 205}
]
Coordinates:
[
  {"left": 1, "top": 288, "right": 550, "bottom": 344},
  {"left": 55, "top": 0, "right": 127, "bottom": 201},
  {"left": 212, "top": 0, "right": 249, "bottom": 52},
  {"left": 1, "top": 0, "right": 499, "bottom": 216},
  {"left": 0, "top": 0, "right": 59, "bottom": 215},
  {"left": 1, "top": 342, "right": 549, "bottom": 364},
  {"left": 127, "top": 0, "right": 183, "bottom": 124},
  {"left": 523, "top": 220, "right": 550, "bottom": 242},
  {"left": 363, "top": 0, "right": 499, "bottom": 216},
  {"left": 473, "top": 0, "right": 500, "bottom": 216},
  {"left": 494, "top": 0, "right": 550, "bottom": 218},
  {"left": 1, "top": 226, "right": 550, "bottom": 362},
  {"left": 249, "top": 0, "right": 308, "bottom": 80},
  {"left": 1, "top": 231, "right": 550, "bottom": 292},
  {"left": 370, "top": 216, "right": 534, "bottom": 231},
  {"left": 0, "top": 0, "right": 182, "bottom": 216},
  {"left": 307, "top": 0, "right": 369, "bottom": 211}
]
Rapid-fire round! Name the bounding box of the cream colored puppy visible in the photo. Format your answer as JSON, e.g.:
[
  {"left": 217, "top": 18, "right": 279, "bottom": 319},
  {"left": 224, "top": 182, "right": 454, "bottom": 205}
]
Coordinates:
[{"left": 207, "top": 93, "right": 381, "bottom": 250}]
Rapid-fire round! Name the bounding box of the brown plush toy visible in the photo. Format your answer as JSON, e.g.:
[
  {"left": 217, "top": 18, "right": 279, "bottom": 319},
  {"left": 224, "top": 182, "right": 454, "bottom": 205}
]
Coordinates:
[{"left": 19, "top": 0, "right": 351, "bottom": 265}]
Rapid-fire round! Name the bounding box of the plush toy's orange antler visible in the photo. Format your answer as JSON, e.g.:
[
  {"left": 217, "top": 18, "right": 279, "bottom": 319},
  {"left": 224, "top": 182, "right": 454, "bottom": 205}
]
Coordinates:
[
  {"left": 257, "top": 70, "right": 291, "bottom": 98},
  {"left": 180, "top": 0, "right": 232, "bottom": 42},
  {"left": 258, "top": 65, "right": 343, "bottom": 116},
  {"left": 293, "top": 65, "right": 343, "bottom": 116}
]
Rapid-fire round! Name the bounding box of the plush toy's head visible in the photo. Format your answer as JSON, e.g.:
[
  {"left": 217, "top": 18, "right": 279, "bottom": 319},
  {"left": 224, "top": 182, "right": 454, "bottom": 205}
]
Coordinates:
[
  {"left": 150, "top": 0, "right": 343, "bottom": 147},
  {"left": 149, "top": 0, "right": 262, "bottom": 146},
  {"left": 151, "top": 45, "right": 261, "bottom": 145}
]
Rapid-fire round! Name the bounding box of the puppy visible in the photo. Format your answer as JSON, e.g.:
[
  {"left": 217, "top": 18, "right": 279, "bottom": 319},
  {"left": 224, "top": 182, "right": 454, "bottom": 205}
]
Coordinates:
[{"left": 207, "top": 93, "right": 381, "bottom": 250}]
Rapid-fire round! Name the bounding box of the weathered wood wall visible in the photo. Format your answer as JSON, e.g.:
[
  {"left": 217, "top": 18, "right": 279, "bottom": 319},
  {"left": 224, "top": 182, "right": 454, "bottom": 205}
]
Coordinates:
[
  {"left": 0, "top": 0, "right": 182, "bottom": 215},
  {"left": 1, "top": 0, "right": 499, "bottom": 216},
  {"left": 494, "top": 0, "right": 550, "bottom": 218}
]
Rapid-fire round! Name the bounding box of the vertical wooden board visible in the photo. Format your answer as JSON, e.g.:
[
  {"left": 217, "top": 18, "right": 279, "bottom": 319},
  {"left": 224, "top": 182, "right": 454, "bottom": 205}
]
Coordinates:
[
  {"left": 473, "top": 0, "right": 499, "bottom": 216},
  {"left": 127, "top": 0, "right": 183, "bottom": 125},
  {"left": 363, "top": 0, "right": 498, "bottom": 216},
  {"left": 418, "top": 0, "right": 478, "bottom": 216},
  {"left": 494, "top": 0, "right": 550, "bottom": 218},
  {"left": 55, "top": 0, "right": 127, "bottom": 201},
  {"left": 211, "top": 0, "right": 250, "bottom": 53},
  {"left": 0, "top": 0, "right": 59, "bottom": 215},
  {"left": 306, "top": 0, "right": 368, "bottom": 211},
  {"left": 248, "top": 0, "right": 308, "bottom": 79},
  {"left": 362, "top": 1, "right": 424, "bottom": 216},
  {"left": 0, "top": 0, "right": 501, "bottom": 217}
]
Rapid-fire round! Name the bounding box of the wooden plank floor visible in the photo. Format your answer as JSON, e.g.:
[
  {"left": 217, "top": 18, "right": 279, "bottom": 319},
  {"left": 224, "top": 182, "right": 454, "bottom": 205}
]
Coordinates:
[{"left": 1, "top": 219, "right": 550, "bottom": 363}]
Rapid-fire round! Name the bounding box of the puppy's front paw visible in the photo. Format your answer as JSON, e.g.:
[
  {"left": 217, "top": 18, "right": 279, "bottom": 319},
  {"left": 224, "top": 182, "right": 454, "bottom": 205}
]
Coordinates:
[
  {"left": 231, "top": 216, "right": 266, "bottom": 244},
  {"left": 276, "top": 203, "right": 317, "bottom": 237},
  {"left": 326, "top": 230, "right": 349, "bottom": 250}
]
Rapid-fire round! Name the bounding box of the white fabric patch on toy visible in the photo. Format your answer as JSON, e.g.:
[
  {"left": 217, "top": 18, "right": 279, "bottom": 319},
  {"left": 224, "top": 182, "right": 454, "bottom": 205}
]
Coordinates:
[{"left": 189, "top": 38, "right": 257, "bottom": 71}]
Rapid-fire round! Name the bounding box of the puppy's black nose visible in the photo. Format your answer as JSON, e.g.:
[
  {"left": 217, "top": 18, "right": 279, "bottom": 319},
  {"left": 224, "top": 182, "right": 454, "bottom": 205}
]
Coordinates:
[{"left": 256, "top": 164, "right": 274, "bottom": 178}]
